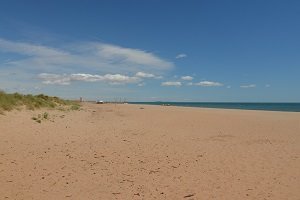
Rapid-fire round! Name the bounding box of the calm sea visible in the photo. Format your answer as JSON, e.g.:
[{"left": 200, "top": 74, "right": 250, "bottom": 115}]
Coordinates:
[{"left": 129, "top": 102, "right": 300, "bottom": 112}]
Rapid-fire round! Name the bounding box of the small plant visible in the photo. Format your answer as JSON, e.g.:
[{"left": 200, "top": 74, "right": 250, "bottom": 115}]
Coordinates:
[
  {"left": 43, "top": 112, "right": 49, "bottom": 119},
  {"left": 57, "top": 107, "right": 66, "bottom": 111},
  {"left": 70, "top": 104, "right": 80, "bottom": 110},
  {"left": 32, "top": 112, "right": 50, "bottom": 123}
]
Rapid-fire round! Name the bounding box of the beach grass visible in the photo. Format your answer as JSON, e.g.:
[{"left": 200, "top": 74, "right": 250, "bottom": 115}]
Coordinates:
[{"left": 0, "top": 90, "right": 80, "bottom": 114}]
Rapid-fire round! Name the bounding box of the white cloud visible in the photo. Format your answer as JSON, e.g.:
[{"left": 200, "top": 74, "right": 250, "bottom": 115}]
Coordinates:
[
  {"left": 227, "top": 85, "right": 231, "bottom": 89},
  {"left": 38, "top": 73, "right": 141, "bottom": 85},
  {"left": 187, "top": 82, "right": 193, "bottom": 86},
  {"left": 135, "top": 72, "right": 155, "bottom": 78},
  {"left": 155, "top": 75, "right": 163, "bottom": 79},
  {"left": 135, "top": 71, "right": 162, "bottom": 79},
  {"left": 161, "top": 81, "right": 182, "bottom": 86},
  {"left": 135, "top": 72, "right": 163, "bottom": 79},
  {"left": 0, "top": 38, "right": 173, "bottom": 75},
  {"left": 240, "top": 84, "right": 256, "bottom": 88},
  {"left": 195, "top": 81, "right": 223, "bottom": 87},
  {"left": 34, "top": 86, "right": 42, "bottom": 90},
  {"left": 265, "top": 84, "right": 271, "bottom": 88},
  {"left": 70, "top": 73, "right": 102, "bottom": 82},
  {"left": 138, "top": 82, "right": 146, "bottom": 87},
  {"left": 181, "top": 76, "right": 193, "bottom": 81},
  {"left": 102, "top": 74, "right": 140, "bottom": 84},
  {"left": 38, "top": 73, "right": 71, "bottom": 85},
  {"left": 175, "top": 53, "right": 187, "bottom": 59}
]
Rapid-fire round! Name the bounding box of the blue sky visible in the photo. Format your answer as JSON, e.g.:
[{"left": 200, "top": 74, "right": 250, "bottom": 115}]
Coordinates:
[{"left": 0, "top": 0, "right": 299, "bottom": 102}]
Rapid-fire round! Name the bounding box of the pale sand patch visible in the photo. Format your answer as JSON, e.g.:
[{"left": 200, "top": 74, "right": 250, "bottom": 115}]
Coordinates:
[{"left": 0, "top": 103, "right": 299, "bottom": 199}]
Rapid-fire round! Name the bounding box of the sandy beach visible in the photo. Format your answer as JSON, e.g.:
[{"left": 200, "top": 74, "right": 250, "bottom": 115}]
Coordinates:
[{"left": 0, "top": 103, "right": 299, "bottom": 199}]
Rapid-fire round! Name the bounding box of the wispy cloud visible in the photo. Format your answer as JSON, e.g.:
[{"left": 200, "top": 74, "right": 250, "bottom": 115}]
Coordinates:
[
  {"left": 265, "top": 84, "right": 271, "bottom": 88},
  {"left": 181, "top": 75, "right": 193, "bottom": 81},
  {"left": 38, "top": 73, "right": 141, "bottom": 85},
  {"left": 0, "top": 38, "right": 173, "bottom": 75},
  {"left": 0, "top": 38, "right": 69, "bottom": 57},
  {"left": 175, "top": 53, "right": 187, "bottom": 59},
  {"left": 161, "top": 81, "right": 182, "bottom": 86},
  {"left": 240, "top": 84, "right": 256, "bottom": 88},
  {"left": 90, "top": 43, "right": 172, "bottom": 70},
  {"left": 194, "top": 81, "right": 223, "bottom": 87}
]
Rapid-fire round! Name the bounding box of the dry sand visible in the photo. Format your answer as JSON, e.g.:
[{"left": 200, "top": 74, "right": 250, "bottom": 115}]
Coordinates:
[{"left": 0, "top": 103, "right": 299, "bottom": 199}]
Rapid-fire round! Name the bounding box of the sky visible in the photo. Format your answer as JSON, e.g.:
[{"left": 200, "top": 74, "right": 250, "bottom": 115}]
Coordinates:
[{"left": 0, "top": 0, "right": 299, "bottom": 102}]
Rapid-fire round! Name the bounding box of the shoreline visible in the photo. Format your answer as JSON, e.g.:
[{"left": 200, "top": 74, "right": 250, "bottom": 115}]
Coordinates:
[{"left": 128, "top": 102, "right": 300, "bottom": 114}]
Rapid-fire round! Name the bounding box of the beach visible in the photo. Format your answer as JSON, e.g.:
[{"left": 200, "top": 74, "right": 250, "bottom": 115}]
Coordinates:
[{"left": 0, "top": 103, "right": 299, "bottom": 199}]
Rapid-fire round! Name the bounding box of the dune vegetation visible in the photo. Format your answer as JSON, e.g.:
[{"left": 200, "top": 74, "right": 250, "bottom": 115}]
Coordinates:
[{"left": 0, "top": 90, "right": 80, "bottom": 114}]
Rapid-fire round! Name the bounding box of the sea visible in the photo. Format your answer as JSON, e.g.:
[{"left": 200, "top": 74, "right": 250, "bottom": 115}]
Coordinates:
[{"left": 129, "top": 102, "right": 300, "bottom": 112}]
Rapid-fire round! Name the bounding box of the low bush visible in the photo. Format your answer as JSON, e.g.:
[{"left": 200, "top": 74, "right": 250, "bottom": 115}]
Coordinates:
[{"left": 0, "top": 90, "right": 80, "bottom": 113}]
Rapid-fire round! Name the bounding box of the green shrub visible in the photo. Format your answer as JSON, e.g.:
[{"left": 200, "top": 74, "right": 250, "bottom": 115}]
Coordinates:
[
  {"left": 43, "top": 112, "right": 49, "bottom": 119},
  {"left": 0, "top": 91, "right": 80, "bottom": 112},
  {"left": 70, "top": 104, "right": 80, "bottom": 110}
]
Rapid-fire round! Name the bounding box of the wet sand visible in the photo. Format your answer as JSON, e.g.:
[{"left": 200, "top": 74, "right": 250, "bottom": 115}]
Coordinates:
[{"left": 0, "top": 103, "right": 299, "bottom": 199}]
